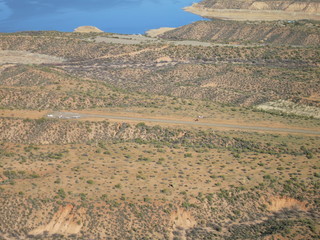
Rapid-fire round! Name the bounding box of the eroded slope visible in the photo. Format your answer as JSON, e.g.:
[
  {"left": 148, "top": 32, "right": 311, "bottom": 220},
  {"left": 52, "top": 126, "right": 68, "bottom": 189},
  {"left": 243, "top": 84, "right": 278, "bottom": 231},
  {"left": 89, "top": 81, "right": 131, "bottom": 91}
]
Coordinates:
[
  {"left": 160, "top": 20, "right": 320, "bottom": 46},
  {"left": 185, "top": 0, "right": 320, "bottom": 21}
]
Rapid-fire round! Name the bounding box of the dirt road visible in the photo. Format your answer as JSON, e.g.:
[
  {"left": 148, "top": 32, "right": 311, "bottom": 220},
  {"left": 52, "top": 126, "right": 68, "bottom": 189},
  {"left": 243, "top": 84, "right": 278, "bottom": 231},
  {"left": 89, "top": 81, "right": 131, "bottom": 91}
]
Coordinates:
[{"left": 47, "top": 112, "right": 320, "bottom": 135}]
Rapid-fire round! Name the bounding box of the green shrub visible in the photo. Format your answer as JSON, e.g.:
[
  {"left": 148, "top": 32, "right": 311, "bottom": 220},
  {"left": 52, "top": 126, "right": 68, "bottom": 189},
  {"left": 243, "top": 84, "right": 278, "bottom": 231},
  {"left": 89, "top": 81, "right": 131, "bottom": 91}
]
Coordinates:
[{"left": 57, "top": 188, "right": 66, "bottom": 199}]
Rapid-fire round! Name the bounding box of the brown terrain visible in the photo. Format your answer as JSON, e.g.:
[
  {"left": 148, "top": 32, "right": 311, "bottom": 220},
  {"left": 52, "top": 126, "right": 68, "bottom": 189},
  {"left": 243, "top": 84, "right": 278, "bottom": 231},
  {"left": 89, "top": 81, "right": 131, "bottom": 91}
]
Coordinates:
[
  {"left": 0, "top": 2, "right": 319, "bottom": 238},
  {"left": 185, "top": 0, "right": 320, "bottom": 21},
  {"left": 160, "top": 20, "right": 320, "bottom": 46},
  {"left": 74, "top": 26, "right": 103, "bottom": 33},
  {"left": 1, "top": 34, "right": 319, "bottom": 111}
]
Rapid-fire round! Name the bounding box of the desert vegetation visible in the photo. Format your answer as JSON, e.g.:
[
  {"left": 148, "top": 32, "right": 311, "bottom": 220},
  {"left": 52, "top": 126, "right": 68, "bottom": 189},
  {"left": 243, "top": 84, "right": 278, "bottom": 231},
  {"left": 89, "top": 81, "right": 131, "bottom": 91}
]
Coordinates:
[
  {"left": 160, "top": 20, "right": 320, "bottom": 46},
  {"left": 0, "top": 5, "right": 319, "bottom": 238},
  {"left": 2, "top": 31, "right": 311, "bottom": 108},
  {"left": 0, "top": 119, "right": 319, "bottom": 239}
]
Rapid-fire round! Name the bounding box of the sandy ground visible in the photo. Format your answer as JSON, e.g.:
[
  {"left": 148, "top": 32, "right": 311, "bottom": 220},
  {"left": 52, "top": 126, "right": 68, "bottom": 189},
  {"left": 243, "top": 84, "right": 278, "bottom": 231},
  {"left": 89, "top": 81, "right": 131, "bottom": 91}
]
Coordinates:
[
  {"left": 0, "top": 50, "right": 65, "bottom": 64},
  {"left": 257, "top": 100, "right": 320, "bottom": 119},
  {"left": 145, "top": 27, "right": 176, "bottom": 37},
  {"left": 184, "top": 4, "right": 320, "bottom": 21}
]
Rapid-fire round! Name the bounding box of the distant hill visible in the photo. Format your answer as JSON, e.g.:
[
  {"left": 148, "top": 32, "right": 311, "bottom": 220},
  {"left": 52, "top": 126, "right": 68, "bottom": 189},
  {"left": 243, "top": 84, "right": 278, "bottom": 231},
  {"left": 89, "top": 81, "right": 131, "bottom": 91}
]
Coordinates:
[
  {"left": 185, "top": 0, "right": 320, "bottom": 21},
  {"left": 159, "top": 20, "right": 320, "bottom": 46},
  {"left": 198, "top": 0, "right": 320, "bottom": 10},
  {"left": 74, "top": 26, "right": 103, "bottom": 33}
]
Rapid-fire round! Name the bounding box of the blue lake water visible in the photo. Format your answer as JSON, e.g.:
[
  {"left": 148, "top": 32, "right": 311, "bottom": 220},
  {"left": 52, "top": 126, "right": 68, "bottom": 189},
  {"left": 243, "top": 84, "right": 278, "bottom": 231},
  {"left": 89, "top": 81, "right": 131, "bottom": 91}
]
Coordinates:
[{"left": 0, "top": 0, "right": 202, "bottom": 34}]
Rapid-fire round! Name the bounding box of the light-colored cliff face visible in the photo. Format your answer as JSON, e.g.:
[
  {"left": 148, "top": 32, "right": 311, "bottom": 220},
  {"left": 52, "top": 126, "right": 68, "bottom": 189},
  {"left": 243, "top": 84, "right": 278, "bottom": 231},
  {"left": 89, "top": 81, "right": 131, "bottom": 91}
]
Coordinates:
[{"left": 185, "top": 1, "right": 320, "bottom": 21}]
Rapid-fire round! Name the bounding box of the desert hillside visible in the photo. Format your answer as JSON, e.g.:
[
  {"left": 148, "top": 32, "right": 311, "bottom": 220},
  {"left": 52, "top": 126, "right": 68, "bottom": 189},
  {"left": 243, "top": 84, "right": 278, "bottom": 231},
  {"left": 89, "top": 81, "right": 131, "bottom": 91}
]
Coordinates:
[
  {"left": 1, "top": 117, "right": 319, "bottom": 239},
  {"left": 198, "top": 0, "right": 320, "bottom": 11},
  {"left": 1, "top": 32, "right": 319, "bottom": 109},
  {"left": 0, "top": 29, "right": 319, "bottom": 239},
  {"left": 74, "top": 26, "right": 103, "bottom": 33},
  {"left": 185, "top": 0, "right": 320, "bottom": 21},
  {"left": 160, "top": 20, "right": 320, "bottom": 46}
]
